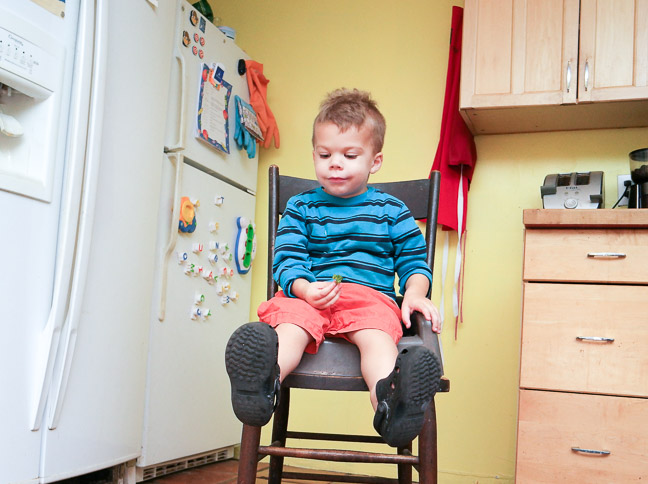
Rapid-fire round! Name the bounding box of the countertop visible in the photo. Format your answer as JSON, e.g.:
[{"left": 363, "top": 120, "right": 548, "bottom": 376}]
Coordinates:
[{"left": 523, "top": 209, "right": 648, "bottom": 228}]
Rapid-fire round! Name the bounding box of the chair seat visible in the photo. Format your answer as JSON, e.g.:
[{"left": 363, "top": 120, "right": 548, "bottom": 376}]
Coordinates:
[
  {"left": 284, "top": 333, "right": 435, "bottom": 391},
  {"left": 284, "top": 311, "right": 449, "bottom": 395}
]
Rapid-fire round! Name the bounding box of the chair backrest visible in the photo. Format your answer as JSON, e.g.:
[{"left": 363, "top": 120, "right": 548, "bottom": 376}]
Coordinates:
[{"left": 267, "top": 164, "right": 441, "bottom": 299}]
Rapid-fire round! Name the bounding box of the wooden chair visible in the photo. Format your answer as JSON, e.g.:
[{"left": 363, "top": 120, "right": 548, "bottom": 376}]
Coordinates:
[{"left": 236, "top": 165, "right": 449, "bottom": 484}]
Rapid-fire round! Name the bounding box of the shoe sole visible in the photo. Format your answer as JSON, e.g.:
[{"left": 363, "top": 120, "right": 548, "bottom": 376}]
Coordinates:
[
  {"left": 225, "top": 322, "right": 280, "bottom": 427},
  {"left": 374, "top": 346, "right": 441, "bottom": 447}
]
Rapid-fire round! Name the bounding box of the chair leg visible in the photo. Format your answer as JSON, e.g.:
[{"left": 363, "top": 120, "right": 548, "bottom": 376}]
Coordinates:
[
  {"left": 417, "top": 400, "right": 438, "bottom": 484},
  {"left": 237, "top": 424, "right": 262, "bottom": 484},
  {"left": 397, "top": 443, "right": 413, "bottom": 484},
  {"left": 268, "top": 387, "right": 291, "bottom": 484}
]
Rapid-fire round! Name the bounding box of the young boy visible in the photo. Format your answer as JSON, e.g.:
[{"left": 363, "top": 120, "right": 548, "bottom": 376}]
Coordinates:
[{"left": 226, "top": 88, "right": 441, "bottom": 447}]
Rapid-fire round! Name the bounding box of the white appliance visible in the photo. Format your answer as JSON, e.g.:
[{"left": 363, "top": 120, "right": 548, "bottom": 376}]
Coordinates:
[
  {"left": 0, "top": 0, "right": 177, "bottom": 483},
  {"left": 136, "top": 1, "right": 258, "bottom": 480},
  {"left": 0, "top": 0, "right": 256, "bottom": 484}
]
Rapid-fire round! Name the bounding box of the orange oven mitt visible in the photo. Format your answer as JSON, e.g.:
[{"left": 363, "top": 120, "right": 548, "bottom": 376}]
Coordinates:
[{"left": 244, "top": 60, "right": 280, "bottom": 149}]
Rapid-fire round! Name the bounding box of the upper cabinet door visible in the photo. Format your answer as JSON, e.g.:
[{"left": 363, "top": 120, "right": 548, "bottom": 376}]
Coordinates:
[
  {"left": 579, "top": 0, "right": 648, "bottom": 102},
  {"left": 460, "top": 0, "right": 580, "bottom": 109}
]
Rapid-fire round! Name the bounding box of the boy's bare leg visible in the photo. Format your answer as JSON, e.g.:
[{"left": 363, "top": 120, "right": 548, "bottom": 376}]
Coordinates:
[
  {"left": 275, "top": 323, "right": 313, "bottom": 382},
  {"left": 346, "top": 328, "right": 399, "bottom": 410}
]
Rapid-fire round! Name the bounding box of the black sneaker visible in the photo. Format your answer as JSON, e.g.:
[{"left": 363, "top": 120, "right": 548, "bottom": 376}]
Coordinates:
[
  {"left": 225, "top": 322, "right": 281, "bottom": 427},
  {"left": 373, "top": 346, "right": 441, "bottom": 447}
]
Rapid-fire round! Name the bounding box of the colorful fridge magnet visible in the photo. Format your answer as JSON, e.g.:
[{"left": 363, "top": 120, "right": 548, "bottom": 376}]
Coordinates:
[
  {"left": 235, "top": 217, "right": 256, "bottom": 274},
  {"left": 236, "top": 96, "right": 264, "bottom": 142},
  {"left": 179, "top": 196, "right": 199, "bottom": 233},
  {"left": 196, "top": 63, "right": 232, "bottom": 154}
]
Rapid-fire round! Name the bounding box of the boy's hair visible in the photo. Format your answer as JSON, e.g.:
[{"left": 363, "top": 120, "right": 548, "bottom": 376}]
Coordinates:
[{"left": 313, "top": 88, "right": 386, "bottom": 154}]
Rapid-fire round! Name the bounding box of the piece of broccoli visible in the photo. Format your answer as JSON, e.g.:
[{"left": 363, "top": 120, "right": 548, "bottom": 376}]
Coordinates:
[{"left": 332, "top": 274, "right": 343, "bottom": 284}]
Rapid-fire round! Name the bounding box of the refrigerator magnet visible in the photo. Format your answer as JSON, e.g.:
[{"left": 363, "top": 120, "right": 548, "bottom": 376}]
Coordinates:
[
  {"left": 196, "top": 64, "right": 231, "bottom": 154},
  {"left": 235, "top": 217, "right": 256, "bottom": 274},
  {"left": 178, "top": 196, "right": 198, "bottom": 233}
]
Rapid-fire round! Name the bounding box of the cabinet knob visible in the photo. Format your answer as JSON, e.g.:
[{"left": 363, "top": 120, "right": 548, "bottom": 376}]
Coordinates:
[
  {"left": 575, "top": 336, "right": 615, "bottom": 343},
  {"left": 571, "top": 447, "right": 610, "bottom": 456},
  {"left": 586, "top": 252, "right": 626, "bottom": 259}
]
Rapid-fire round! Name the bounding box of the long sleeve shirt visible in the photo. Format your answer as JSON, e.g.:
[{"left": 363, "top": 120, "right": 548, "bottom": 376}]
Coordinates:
[{"left": 273, "top": 187, "right": 433, "bottom": 300}]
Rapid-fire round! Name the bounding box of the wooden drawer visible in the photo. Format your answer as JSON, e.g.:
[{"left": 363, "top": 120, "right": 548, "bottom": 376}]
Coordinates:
[
  {"left": 520, "top": 283, "right": 648, "bottom": 397},
  {"left": 524, "top": 229, "right": 648, "bottom": 283},
  {"left": 516, "top": 390, "right": 648, "bottom": 483}
]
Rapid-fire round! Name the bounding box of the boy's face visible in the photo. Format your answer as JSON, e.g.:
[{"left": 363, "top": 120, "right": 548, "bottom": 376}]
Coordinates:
[{"left": 312, "top": 121, "right": 382, "bottom": 199}]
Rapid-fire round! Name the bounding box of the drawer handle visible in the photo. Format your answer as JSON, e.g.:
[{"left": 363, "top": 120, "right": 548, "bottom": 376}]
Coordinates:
[
  {"left": 576, "top": 336, "right": 615, "bottom": 343},
  {"left": 571, "top": 447, "right": 611, "bottom": 456},
  {"left": 587, "top": 252, "right": 626, "bottom": 259}
]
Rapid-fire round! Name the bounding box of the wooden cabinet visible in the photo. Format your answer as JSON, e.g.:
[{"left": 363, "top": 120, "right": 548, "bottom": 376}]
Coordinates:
[
  {"left": 517, "top": 390, "right": 648, "bottom": 483},
  {"left": 460, "top": 0, "right": 648, "bottom": 134},
  {"left": 579, "top": 0, "right": 648, "bottom": 103},
  {"left": 516, "top": 209, "right": 648, "bottom": 483}
]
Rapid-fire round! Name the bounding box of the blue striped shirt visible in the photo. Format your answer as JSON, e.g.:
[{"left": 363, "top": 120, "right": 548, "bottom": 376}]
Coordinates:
[{"left": 273, "top": 187, "right": 433, "bottom": 300}]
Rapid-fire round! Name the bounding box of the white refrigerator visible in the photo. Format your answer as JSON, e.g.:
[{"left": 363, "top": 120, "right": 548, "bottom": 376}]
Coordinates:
[
  {"left": 0, "top": 0, "right": 256, "bottom": 483},
  {"left": 137, "top": 1, "right": 258, "bottom": 479},
  {"left": 0, "top": 0, "right": 176, "bottom": 482}
]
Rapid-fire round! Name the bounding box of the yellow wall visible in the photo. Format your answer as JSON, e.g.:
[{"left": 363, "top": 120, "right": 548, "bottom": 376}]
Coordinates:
[{"left": 210, "top": 1, "right": 648, "bottom": 481}]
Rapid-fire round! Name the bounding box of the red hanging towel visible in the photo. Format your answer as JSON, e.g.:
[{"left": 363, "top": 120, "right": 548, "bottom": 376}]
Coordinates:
[
  {"left": 431, "top": 6, "right": 476, "bottom": 234},
  {"left": 431, "top": 6, "right": 476, "bottom": 337}
]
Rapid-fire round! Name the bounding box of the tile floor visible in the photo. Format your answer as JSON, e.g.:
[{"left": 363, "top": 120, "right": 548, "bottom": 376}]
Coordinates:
[
  {"left": 146, "top": 460, "right": 355, "bottom": 484},
  {"left": 146, "top": 459, "right": 256, "bottom": 484},
  {"left": 56, "top": 459, "right": 353, "bottom": 484}
]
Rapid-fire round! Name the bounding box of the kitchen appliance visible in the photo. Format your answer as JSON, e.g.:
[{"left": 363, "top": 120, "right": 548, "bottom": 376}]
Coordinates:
[
  {"left": 541, "top": 171, "right": 604, "bottom": 209},
  {"left": 628, "top": 148, "right": 648, "bottom": 208},
  {"left": 136, "top": 2, "right": 258, "bottom": 479},
  {"left": 1, "top": 1, "right": 257, "bottom": 482},
  {"left": 0, "top": 0, "right": 176, "bottom": 482}
]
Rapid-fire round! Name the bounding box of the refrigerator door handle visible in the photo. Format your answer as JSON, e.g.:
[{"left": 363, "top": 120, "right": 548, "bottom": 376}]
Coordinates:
[
  {"left": 30, "top": 0, "right": 96, "bottom": 432},
  {"left": 165, "top": 47, "right": 186, "bottom": 152},
  {"left": 158, "top": 152, "right": 183, "bottom": 321},
  {"left": 46, "top": 0, "right": 109, "bottom": 430}
]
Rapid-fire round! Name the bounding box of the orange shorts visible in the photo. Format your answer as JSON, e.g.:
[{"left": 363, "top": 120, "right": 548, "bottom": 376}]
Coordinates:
[{"left": 257, "top": 283, "right": 403, "bottom": 354}]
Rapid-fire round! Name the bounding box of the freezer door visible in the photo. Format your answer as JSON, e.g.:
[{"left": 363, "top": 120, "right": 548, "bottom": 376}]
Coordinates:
[
  {"left": 36, "top": 0, "right": 177, "bottom": 480},
  {"left": 0, "top": 0, "right": 73, "bottom": 479},
  {"left": 139, "top": 159, "right": 256, "bottom": 467},
  {"left": 165, "top": 0, "right": 258, "bottom": 191}
]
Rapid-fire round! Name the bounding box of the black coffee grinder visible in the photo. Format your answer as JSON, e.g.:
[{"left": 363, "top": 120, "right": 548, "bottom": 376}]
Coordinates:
[{"left": 629, "top": 148, "right": 648, "bottom": 208}]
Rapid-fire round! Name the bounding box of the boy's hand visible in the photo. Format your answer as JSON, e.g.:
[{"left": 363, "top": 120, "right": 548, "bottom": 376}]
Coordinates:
[
  {"left": 401, "top": 274, "right": 441, "bottom": 333},
  {"left": 401, "top": 293, "right": 441, "bottom": 333},
  {"left": 291, "top": 279, "right": 341, "bottom": 310}
]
